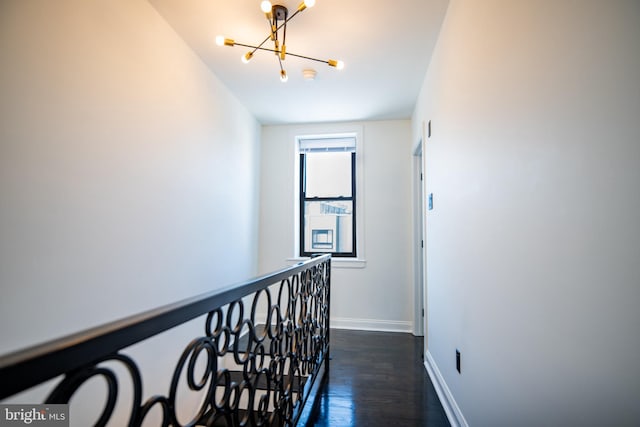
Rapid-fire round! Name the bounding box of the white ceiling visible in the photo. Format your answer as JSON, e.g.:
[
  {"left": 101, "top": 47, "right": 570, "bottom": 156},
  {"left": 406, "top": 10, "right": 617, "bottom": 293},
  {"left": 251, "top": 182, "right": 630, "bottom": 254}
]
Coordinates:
[{"left": 149, "top": 0, "right": 449, "bottom": 125}]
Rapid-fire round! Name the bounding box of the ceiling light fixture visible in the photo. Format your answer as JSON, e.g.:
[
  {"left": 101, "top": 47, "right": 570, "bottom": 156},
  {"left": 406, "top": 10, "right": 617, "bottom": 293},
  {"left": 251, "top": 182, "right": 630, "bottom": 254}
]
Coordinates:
[{"left": 216, "top": 1, "right": 344, "bottom": 82}]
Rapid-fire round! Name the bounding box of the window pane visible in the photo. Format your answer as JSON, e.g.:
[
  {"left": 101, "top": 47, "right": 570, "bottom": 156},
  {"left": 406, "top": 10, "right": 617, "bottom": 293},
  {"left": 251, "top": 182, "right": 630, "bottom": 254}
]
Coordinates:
[
  {"left": 303, "top": 200, "right": 353, "bottom": 254},
  {"left": 305, "top": 152, "right": 352, "bottom": 198}
]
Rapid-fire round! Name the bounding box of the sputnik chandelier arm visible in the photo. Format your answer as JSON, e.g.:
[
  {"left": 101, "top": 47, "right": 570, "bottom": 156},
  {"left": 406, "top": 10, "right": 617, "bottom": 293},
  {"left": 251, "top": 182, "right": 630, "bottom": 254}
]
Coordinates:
[
  {"left": 216, "top": 0, "right": 344, "bottom": 82},
  {"left": 223, "top": 42, "right": 342, "bottom": 65}
]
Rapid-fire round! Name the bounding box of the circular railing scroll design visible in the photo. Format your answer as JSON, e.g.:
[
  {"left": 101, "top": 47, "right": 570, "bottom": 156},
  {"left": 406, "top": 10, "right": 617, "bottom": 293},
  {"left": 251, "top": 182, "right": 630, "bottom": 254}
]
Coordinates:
[{"left": 16, "top": 257, "right": 330, "bottom": 427}]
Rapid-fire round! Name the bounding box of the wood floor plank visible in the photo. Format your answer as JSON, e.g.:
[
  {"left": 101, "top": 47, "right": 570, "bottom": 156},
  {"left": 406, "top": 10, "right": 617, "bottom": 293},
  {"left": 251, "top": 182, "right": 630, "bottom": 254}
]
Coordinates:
[{"left": 305, "top": 329, "right": 450, "bottom": 427}]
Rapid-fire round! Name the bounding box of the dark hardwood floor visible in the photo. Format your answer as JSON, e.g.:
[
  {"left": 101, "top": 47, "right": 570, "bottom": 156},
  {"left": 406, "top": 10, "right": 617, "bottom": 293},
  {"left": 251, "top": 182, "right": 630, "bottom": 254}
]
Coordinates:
[{"left": 306, "top": 329, "right": 450, "bottom": 427}]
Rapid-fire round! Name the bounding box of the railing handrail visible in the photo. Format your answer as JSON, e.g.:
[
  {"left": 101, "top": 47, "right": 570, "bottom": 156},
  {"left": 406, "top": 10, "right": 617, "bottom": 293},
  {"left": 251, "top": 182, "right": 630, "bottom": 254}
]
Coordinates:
[{"left": 0, "top": 254, "right": 331, "bottom": 400}]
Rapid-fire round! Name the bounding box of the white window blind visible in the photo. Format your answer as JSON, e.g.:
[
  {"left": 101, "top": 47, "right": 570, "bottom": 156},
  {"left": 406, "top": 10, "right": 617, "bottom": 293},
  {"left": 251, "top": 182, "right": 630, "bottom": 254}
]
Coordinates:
[{"left": 299, "top": 136, "right": 356, "bottom": 153}]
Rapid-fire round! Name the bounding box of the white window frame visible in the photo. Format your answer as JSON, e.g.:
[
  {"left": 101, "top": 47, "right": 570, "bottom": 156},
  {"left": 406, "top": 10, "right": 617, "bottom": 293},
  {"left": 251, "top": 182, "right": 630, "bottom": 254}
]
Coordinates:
[{"left": 289, "top": 125, "right": 366, "bottom": 269}]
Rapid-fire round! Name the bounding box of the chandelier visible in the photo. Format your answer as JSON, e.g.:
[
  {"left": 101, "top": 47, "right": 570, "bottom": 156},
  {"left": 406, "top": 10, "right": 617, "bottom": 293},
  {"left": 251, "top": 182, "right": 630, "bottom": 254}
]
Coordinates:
[{"left": 216, "top": 0, "right": 344, "bottom": 82}]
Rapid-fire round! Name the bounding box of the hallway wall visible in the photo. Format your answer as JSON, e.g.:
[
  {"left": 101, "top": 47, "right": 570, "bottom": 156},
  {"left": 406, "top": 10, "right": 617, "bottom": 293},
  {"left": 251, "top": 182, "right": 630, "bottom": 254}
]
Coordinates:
[
  {"left": 0, "top": 0, "right": 260, "bottom": 420},
  {"left": 259, "top": 120, "right": 415, "bottom": 332},
  {"left": 413, "top": 1, "right": 640, "bottom": 426}
]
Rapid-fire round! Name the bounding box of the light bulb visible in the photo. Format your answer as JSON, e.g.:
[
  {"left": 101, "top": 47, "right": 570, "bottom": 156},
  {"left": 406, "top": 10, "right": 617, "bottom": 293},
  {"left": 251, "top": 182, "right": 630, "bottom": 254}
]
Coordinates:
[
  {"left": 328, "top": 59, "right": 345, "bottom": 70},
  {"left": 242, "top": 52, "right": 253, "bottom": 64},
  {"left": 297, "top": 0, "right": 315, "bottom": 11},
  {"left": 216, "top": 36, "right": 234, "bottom": 47},
  {"left": 261, "top": 1, "right": 272, "bottom": 13},
  {"left": 280, "top": 70, "right": 288, "bottom": 82}
]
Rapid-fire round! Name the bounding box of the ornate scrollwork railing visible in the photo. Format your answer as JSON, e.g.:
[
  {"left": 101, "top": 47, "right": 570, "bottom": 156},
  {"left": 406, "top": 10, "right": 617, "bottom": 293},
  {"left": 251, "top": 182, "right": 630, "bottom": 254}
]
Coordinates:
[{"left": 0, "top": 255, "right": 331, "bottom": 426}]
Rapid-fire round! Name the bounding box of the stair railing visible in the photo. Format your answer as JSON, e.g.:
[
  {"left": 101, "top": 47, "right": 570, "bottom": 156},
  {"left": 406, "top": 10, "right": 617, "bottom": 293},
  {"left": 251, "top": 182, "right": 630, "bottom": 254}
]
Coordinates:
[{"left": 0, "top": 254, "right": 331, "bottom": 426}]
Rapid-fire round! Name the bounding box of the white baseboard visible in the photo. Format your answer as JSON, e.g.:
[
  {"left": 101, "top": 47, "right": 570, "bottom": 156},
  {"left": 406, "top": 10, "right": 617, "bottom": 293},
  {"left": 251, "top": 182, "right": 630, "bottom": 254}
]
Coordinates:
[
  {"left": 331, "top": 317, "right": 413, "bottom": 333},
  {"left": 424, "top": 350, "right": 469, "bottom": 427}
]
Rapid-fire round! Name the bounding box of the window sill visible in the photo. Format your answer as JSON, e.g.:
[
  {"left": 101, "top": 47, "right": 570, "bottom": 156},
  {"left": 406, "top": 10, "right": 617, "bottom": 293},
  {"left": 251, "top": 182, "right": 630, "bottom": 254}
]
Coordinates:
[{"left": 287, "top": 257, "right": 367, "bottom": 269}]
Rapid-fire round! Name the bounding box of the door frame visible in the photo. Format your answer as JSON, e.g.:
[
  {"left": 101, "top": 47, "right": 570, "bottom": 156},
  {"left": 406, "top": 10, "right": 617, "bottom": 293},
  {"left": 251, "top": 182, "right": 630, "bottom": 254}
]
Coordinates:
[{"left": 412, "top": 139, "right": 426, "bottom": 337}]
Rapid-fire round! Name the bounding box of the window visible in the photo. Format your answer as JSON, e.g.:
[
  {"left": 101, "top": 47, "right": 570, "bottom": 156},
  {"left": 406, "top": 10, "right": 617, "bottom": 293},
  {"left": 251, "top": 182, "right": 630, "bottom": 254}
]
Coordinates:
[{"left": 299, "top": 136, "right": 357, "bottom": 257}]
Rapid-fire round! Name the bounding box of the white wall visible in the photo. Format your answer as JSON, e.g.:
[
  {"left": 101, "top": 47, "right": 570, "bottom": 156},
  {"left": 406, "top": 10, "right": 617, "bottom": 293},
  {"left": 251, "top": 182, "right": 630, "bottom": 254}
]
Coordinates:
[
  {"left": 259, "top": 121, "right": 415, "bottom": 332},
  {"left": 413, "top": 1, "right": 640, "bottom": 426},
  {"left": 0, "top": 0, "right": 260, "bottom": 421}
]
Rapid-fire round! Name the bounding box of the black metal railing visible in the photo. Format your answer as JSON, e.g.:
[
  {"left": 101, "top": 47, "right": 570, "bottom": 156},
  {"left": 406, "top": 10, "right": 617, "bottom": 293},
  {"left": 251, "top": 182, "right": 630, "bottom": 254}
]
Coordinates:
[{"left": 0, "top": 254, "right": 331, "bottom": 426}]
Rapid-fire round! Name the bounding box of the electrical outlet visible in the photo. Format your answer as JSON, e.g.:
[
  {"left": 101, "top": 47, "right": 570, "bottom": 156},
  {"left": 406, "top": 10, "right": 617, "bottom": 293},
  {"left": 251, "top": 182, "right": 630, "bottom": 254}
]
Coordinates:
[{"left": 456, "top": 349, "right": 461, "bottom": 373}]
